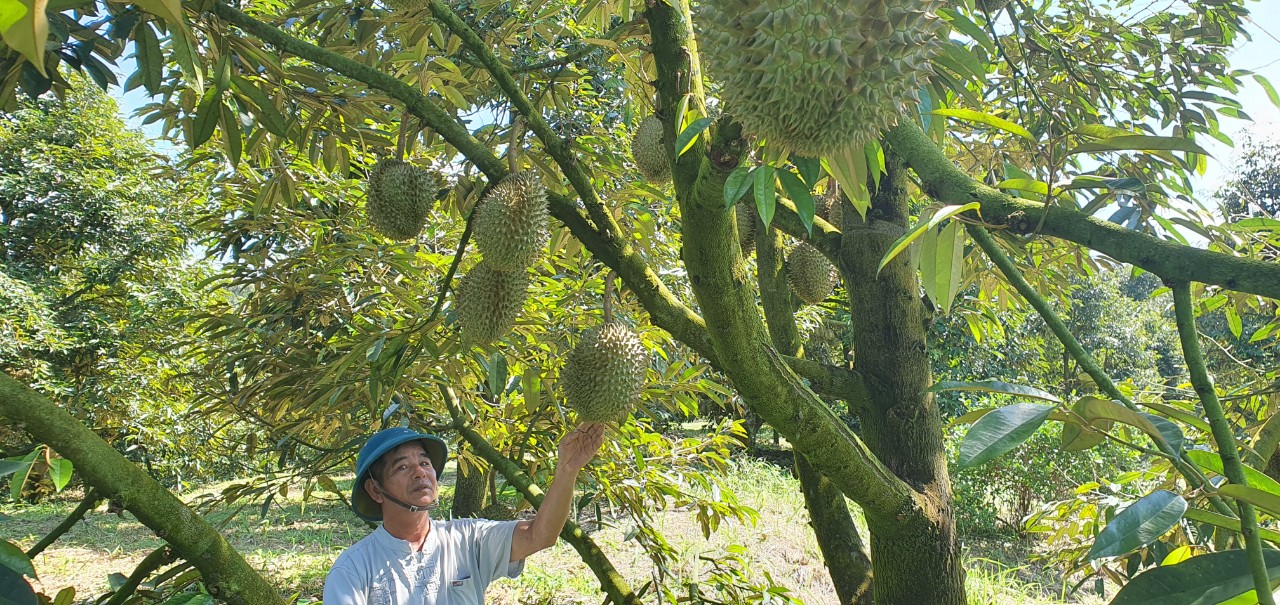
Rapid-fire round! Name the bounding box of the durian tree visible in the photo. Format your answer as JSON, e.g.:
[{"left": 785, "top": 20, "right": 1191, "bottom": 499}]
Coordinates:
[{"left": 3, "top": 0, "right": 1280, "bottom": 604}]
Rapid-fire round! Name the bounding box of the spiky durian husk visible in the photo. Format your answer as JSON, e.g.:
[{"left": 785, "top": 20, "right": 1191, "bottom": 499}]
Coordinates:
[
  {"left": 817, "top": 189, "right": 844, "bottom": 228},
  {"left": 786, "top": 242, "right": 839, "bottom": 304},
  {"left": 562, "top": 323, "right": 648, "bottom": 423},
  {"left": 737, "top": 203, "right": 757, "bottom": 254},
  {"left": 473, "top": 172, "right": 550, "bottom": 271},
  {"left": 455, "top": 261, "right": 530, "bottom": 346},
  {"left": 697, "top": 0, "right": 944, "bottom": 157},
  {"left": 367, "top": 159, "right": 440, "bottom": 240},
  {"left": 630, "top": 115, "right": 671, "bottom": 183},
  {"left": 479, "top": 503, "right": 517, "bottom": 520}
]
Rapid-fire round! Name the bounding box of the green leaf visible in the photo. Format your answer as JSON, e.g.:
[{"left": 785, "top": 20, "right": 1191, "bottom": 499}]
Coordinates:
[
  {"left": 0, "top": 459, "right": 26, "bottom": 477},
  {"left": 9, "top": 449, "right": 38, "bottom": 501},
  {"left": 1183, "top": 507, "right": 1280, "bottom": 544},
  {"left": 1254, "top": 74, "right": 1280, "bottom": 110},
  {"left": 957, "top": 403, "right": 1055, "bottom": 468},
  {"left": 932, "top": 108, "right": 1033, "bottom": 140},
  {"left": 131, "top": 0, "right": 185, "bottom": 25},
  {"left": 723, "top": 166, "right": 753, "bottom": 208},
  {"left": 133, "top": 22, "right": 164, "bottom": 95},
  {"left": 1186, "top": 450, "right": 1280, "bottom": 499},
  {"left": 1076, "top": 397, "right": 1181, "bottom": 455},
  {"left": 1067, "top": 135, "right": 1211, "bottom": 157},
  {"left": 823, "top": 145, "right": 869, "bottom": 219},
  {"left": 877, "top": 203, "right": 979, "bottom": 275},
  {"left": 1087, "top": 490, "right": 1187, "bottom": 560},
  {"left": 925, "top": 379, "right": 1062, "bottom": 403},
  {"left": 674, "top": 117, "right": 713, "bottom": 157},
  {"left": 1218, "top": 483, "right": 1280, "bottom": 518},
  {"left": 753, "top": 165, "right": 776, "bottom": 228},
  {"left": 0, "top": 540, "right": 34, "bottom": 578},
  {"left": 919, "top": 220, "right": 964, "bottom": 315},
  {"left": 190, "top": 88, "right": 221, "bottom": 150},
  {"left": 1110, "top": 549, "right": 1280, "bottom": 605},
  {"left": 45, "top": 457, "right": 71, "bottom": 492},
  {"left": 1061, "top": 398, "right": 1113, "bottom": 451},
  {"left": 0, "top": 0, "right": 49, "bottom": 76},
  {"left": 230, "top": 77, "right": 289, "bottom": 137},
  {"left": 777, "top": 170, "right": 815, "bottom": 235},
  {"left": 0, "top": 0, "right": 27, "bottom": 31},
  {"left": 995, "top": 178, "right": 1049, "bottom": 197},
  {"left": 160, "top": 594, "right": 214, "bottom": 605},
  {"left": 793, "top": 156, "right": 821, "bottom": 189},
  {"left": 0, "top": 565, "right": 37, "bottom": 605}
]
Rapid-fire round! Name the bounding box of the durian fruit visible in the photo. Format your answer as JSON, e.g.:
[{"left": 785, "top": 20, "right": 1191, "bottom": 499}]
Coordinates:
[
  {"left": 697, "top": 0, "right": 944, "bottom": 157},
  {"left": 561, "top": 323, "right": 648, "bottom": 423},
  {"left": 737, "top": 203, "right": 758, "bottom": 254},
  {"left": 366, "top": 159, "right": 440, "bottom": 240},
  {"left": 630, "top": 115, "right": 671, "bottom": 183},
  {"left": 472, "top": 172, "right": 550, "bottom": 271},
  {"left": 786, "top": 243, "right": 839, "bottom": 304},
  {"left": 817, "top": 189, "right": 844, "bottom": 229},
  {"left": 479, "top": 502, "right": 516, "bottom": 520},
  {"left": 977, "top": 0, "right": 1010, "bottom": 12},
  {"left": 455, "top": 260, "right": 530, "bottom": 346}
]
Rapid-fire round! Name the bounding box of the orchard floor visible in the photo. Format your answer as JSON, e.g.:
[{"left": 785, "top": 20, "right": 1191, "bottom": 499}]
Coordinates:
[{"left": 2, "top": 456, "right": 1103, "bottom": 605}]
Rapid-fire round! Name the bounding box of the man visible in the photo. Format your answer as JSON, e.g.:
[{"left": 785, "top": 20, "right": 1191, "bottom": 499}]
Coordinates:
[{"left": 323, "top": 422, "right": 605, "bottom": 604}]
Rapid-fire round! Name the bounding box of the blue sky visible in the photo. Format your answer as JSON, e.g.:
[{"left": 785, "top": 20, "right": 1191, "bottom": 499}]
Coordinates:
[{"left": 112, "top": 7, "right": 1280, "bottom": 199}]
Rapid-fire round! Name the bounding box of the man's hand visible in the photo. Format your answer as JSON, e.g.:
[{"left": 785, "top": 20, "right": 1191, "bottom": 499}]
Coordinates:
[{"left": 557, "top": 422, "right": 605, "bottom": 474}]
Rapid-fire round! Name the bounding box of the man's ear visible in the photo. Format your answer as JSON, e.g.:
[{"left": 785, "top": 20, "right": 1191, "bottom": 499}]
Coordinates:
[{"left": 364, "top": 478, "right": 383, "bottom": 504}]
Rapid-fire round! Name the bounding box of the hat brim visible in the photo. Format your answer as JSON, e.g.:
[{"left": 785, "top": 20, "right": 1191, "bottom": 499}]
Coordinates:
[{"left": 352, "top": 434, "right": 447, "bottom": 522}]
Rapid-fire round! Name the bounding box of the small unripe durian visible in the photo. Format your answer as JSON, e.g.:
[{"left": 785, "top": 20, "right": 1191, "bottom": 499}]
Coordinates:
[
  {"left": 630, "top": 115, "right": 671, "bottom": 183},
  {"left": 455, "top": 260, "right": 530, "bottom": 346},
  {"left": 817, "top": 189, "right": 844, "bottom": 229},
  {"left": 479, "top": 503, "right": 516, "bottom": 520},
  {"left": 473, "top": 172, "right": 550, "bottom": 271},
  {"left": 737, "top": 204, "right": 758, "bottom": 254},
  {"left": 562, "top": 323, "right": 648, "bottom": 423},
  {"left": 786, "top": 243, "right": 839, "bottom": 305},
  {"left": 366, "top": 159, "right": 440, "bottom": 240}
]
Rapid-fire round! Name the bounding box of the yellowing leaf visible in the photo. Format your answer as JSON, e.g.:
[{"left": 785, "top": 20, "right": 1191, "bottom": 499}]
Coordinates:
[
  {"left": 0, "top": 0, "right": 27, "bottom": 32},
  {"left": 0, "top": 0, "right": 48, "bottom": 76},
  {"left": 129, "top": 0, "right": 185, "bottom": 26}
]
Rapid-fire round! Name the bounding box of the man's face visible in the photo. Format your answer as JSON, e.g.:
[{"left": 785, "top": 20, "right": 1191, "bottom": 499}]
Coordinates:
[{"left": 366, "top": 441, "right": 438, "bottom": 511}]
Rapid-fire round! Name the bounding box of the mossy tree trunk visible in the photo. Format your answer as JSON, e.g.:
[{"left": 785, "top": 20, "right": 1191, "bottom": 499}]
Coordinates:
[
  {"left": 0, "top": 374, "right": 283, "bottom": 605},
  {"left": 840, "top": 153, "right": 965, "bottom": 604},
  {"left": 451, "top": 442, "right": 488, "bottom": 519}
]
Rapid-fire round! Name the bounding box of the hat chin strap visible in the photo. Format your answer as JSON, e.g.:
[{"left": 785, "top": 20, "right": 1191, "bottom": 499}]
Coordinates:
[{"left": 375, "top": 482, "right": 431, "bottom": 513}]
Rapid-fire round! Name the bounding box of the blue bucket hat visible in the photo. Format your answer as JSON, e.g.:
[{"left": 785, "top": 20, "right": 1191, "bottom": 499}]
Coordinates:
[{"left": 351, "top": 427, "right": 448, "bottom": 522}]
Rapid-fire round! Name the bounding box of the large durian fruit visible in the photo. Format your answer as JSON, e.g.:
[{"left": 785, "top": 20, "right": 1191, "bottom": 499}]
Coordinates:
[
  {"left": 366, "top": 159, "right": 440, "bottom": 240},
  {"left": 561, "top": 323, "right": 648, "bottom": 423},
  {"left": 472, "top": 172, "right": 550, "bottom": 270},
  {"left": 697, "top": 0, "right": 944, "bottom": 157},
  {"left": 455, "top": 260, "right": 530, "bottom": 346},
  {"left": 630, "top": 115, "right": 671, "bottom": 183},
  {"left": 786, "top": 243, "right": 839, "bottom": 304}
]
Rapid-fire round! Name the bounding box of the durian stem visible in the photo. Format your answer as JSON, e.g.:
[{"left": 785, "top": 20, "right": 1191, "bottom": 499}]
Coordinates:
[
  {"left": 395, "top": 108, "right": 410, "bottom": 161},
  {"left": 603, "top": 270, "right": 616, "bottom": 324},
  {"left": 507, "top": 115, "right": 524, "bottom": 173}
]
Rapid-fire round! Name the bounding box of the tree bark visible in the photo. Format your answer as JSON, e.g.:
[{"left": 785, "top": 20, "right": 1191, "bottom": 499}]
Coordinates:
[
  {"left": 755, "top": 219, "right": 874, "bottom": 604},
  {"left": 840, "top": 153, "right": 966, "bottom": 604},
  {"left": 450, "top": 443, "right": 488, "bottom": 519},
  {"left": 0, "top": 375, "right": 284, "bottom": 605}
]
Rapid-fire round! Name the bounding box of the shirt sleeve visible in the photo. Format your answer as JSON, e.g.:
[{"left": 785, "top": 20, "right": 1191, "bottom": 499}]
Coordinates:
[
  {"left": 469, "top": 518, "right": 526, "bottom": 584},
  {"left": 322, "top": 563, "right": 367, "bottom": 605}
]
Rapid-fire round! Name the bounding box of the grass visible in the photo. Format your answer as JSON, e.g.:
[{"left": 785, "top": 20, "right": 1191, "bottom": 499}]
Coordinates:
[{"left": 1, "top": 454, "right": 1101, "bottom": 605}]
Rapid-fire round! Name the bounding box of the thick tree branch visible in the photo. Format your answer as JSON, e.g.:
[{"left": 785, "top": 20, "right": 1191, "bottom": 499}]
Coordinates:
[
  {"left": 1172, "top": 282, "right": 1275, "bottom": 605},
  {"left": 0, "top": 375, "right": 282, "bottom": 605},
  {"left": 886, "top": 122, "right": 1280, "bottom": 301}
]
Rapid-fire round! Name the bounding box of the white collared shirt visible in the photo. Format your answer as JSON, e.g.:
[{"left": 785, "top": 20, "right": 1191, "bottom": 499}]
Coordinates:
[{"left": 323, "top": 519, "right": 525, "bottom": 605}]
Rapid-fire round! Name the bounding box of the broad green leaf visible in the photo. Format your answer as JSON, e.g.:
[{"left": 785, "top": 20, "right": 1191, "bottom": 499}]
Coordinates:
[
  {"left": 0, "top": 0, "right": 48, "bottom": 76},
  {"left": 919, "top": 220, "right": 964, "bottom": 315},
  {"left": 1110, "top": 548, "right": 1280, "bottom": 605},
  {"left": 1255, "top": 74, "right": 1280, "bottom": 109},
  {"left": 864, "top": 141, "right": 885, "bottom": 190},
  {"left": 131, "top": 0, "right": 185, "bottom": 26},
  {"left": 0, "top": 565, "right": 37, "bottom": 605},
  {"left": 1218, "top": 484, "right": 1280, "bottom": 518},
  {"left": 316, "top": 475, "right": 339, "bottom": 494},
  {"left": 1062, "top": 398, "right": 1114, "bottom": 451},
  {"left": 1138, "top": 401, "right": 1210, "bottom": 432},
  {"left": 723, "top": 166, "right": 753, "bottom": 208},
  {"left": 925, "top": 379, "right": 1061, "bottom": 403},
  {"left": 995, "top": 178, "right": 1049, "bottom": 196},
  {"left": 957, "top": 403, "right": 1055, "bottom": 468},
  {"left": 0, "top": 0, "right": 26, "bottom": 31},
  {"left": 133, "top": 22, "right": 164, "bottom": 95},
  {"left": 777, "top": 170, "right": 815, "bottom": 235},
  {"left": 1186, "top": 450, "right": 1280, "bottom": 497},
  {"left": 0, "top": 459, "right": 26, "bottom": 477},
  {"left": 1072, "top": 124, "right": 1142, "bottom": 139},
  {"left": 878, "top": 203, "right": 980, "bottom": 275},
  {"left": 0, "top": 540, "right": 34, "bottom": 578},
  {"left": 793, "top": 156, "right": 821, "bottom": 188},
  {"left": 674, "top": 117, "right": 713, "bottom": 157},
  {"left": 1162, "top": 546, "right": 1196, "bottom": 566},
  {"left": 931, "top": 108, "right": 1033, "bottom": 140},
  {"left": 1087, "top": 490, "right": 1187, "bottom": 560},
  {"left": 45, "top": 457, "right": 72, "bottom": 492},
  {"left": 948, "top": 407, "right": 993, "bottom": 427},
  {"left": 1142, "top": 413, "right": 1185, "bottom": 457},
  {"left": 51, "top": 587, "right": 74, "bottom": 605},
  {"left": 753, "top": 165, "right": 776, "bottom": 227},
  {"left": 1183, "top": 508, "right": 1280, "bottom": 544},
  {"left": 823, "top": 145, "right": 869, "bottom": 219},
  {"left": 1077, "top": 397, "right": 1181, "bottom": 454},
  {"left": 1226, "top": 306, "right": 1243, "bottom": 339},
  {"left": 1068, "top": 135, "right": 1211, "bottom": 157},
  {"left": 231, "top": 77, "right": 289, "bottom": 137},
  {"left": 9, "top": 449, "right": 38, "bottom": 501},
  {"left": 190, "top": 88, "right": 221, "bottom": 150}
]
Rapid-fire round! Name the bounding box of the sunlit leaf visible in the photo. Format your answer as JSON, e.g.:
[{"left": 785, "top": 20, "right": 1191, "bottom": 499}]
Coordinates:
[
  {"left": 723, "top": 166, "right": 753, "bottom": 208},
  {"left": 877, "top": 203, "right": 980, "bottom": 275},
  {"left": 1086, "top": 490, "right": 1186, "bottom": 560},
  {"left": 925, "top": 379, "right": 1061, "bottom": 403},
  {"left": 1068, "top": 135, "right": 1211, "bottom": 157},
  {"left": 0, "top": 540, "right": 34, "bottom": 579},
  {"left": 932, "top": 108, "right": 1033, "bottom": 140},
  {"left": 1110, "top": 549, "right": 1280, "bottom": 605},
  {"left": 753, "top": 165, "right": 776, "bottom": 227},
  {"left": 674, "top": 117, "right": 713, "bottom": 157},
  {"left": 0, "top": 0, "right": 49, "bottom": 76},
  {"left": 957, "top": 403, "right": 1055, "bottom": 468}
]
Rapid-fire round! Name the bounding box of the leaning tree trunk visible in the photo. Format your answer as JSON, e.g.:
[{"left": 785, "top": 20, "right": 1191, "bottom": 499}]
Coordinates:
[
  {"left": 840, "top": 153, "right": 966, "bottom": 604},
  {"left": 0, "top": 374, "right": 284, "bottom": 605},
  {"left": 755, "top": 218, "right": 874, "bottom": 604},
  {"left": 451, "top": 442, "right": 488, "bottom": 518}
]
